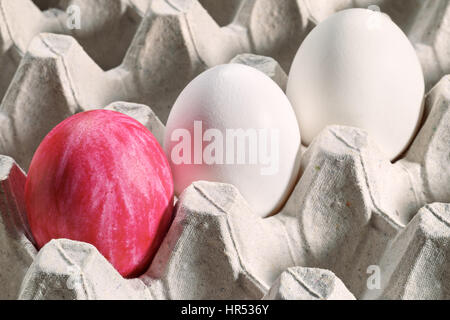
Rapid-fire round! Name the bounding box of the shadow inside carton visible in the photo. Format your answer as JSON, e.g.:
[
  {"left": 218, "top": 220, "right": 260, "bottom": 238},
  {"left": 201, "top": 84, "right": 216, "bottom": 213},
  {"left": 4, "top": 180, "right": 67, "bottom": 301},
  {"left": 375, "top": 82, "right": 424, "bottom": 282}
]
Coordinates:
[
  {"left": 198, "top": 0, "right": 242, "bottom": 27},
  {"left": 28, "top": 0, "right": 143, "bottom": 71}
]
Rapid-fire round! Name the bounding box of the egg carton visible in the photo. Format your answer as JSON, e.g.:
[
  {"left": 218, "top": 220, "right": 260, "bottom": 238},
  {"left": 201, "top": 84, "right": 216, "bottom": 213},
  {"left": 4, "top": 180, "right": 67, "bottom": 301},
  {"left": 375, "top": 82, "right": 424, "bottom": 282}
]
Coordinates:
[{"left": 0, "top": 0, "right": 449, "bottom": 300}]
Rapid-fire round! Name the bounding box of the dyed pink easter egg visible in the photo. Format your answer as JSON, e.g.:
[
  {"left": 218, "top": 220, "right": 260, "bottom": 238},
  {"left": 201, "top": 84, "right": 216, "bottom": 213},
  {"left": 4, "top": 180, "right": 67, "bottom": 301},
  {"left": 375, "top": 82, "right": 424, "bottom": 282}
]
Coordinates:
[{"left": 25, "top": 110, "right": 174, "bottom": 278}]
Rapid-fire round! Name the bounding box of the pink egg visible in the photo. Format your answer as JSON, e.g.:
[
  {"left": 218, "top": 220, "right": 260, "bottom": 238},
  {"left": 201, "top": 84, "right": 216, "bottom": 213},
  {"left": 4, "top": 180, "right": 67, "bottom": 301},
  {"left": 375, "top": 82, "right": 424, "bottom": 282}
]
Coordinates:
[{"left": 25, "top": 110, "right": 174, "bottom": 278}]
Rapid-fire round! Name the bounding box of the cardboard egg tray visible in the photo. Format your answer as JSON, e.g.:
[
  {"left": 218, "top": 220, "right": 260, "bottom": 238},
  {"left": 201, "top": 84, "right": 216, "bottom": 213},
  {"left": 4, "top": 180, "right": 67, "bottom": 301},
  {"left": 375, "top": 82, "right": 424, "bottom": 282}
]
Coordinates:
[{"left": 0, "top": 0, "right": 449, "bottom": 300}]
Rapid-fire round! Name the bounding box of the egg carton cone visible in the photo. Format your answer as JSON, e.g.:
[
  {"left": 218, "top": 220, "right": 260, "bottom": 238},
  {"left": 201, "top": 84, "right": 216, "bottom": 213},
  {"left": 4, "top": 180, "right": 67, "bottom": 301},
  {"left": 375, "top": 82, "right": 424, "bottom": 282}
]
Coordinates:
[
  {"left": 105, "top": 101, "right": 165, "bottom": 146},
  {"left": 262, "top": 267, "right": 356, "bottom": 300},
  {"left": 0, "top": 0, "right": 449, "bottom": 300},
  {"left": 0, "top": 156, "right": 36, "bottom": 299},
  {"left": 362, "top": 203, "right": 450, "bottom": 300},
  {"left": 18, "top": 239, "right": 151, "bottom": 300}
]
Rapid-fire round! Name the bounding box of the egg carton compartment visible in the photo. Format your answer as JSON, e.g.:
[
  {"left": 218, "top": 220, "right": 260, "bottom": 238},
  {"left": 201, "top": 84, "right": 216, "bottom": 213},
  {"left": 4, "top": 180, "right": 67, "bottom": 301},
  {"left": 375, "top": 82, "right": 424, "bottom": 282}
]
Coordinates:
[
  {"left": 0, "top": 0, "right": 149, "bottom": 101},
  {"left": 0, "top": 0, "right": 449, "bottom": 300}
]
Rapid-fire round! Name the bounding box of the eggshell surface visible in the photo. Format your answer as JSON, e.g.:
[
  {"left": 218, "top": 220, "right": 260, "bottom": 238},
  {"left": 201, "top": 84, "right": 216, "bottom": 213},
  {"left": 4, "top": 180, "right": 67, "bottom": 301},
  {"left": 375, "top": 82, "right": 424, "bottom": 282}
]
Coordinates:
[
  {"left": 287, "top": 8, "right": 425, "bottom": 160},
  {"left": 164, "top": 64, "right": 301, "bottom": 217},
  {"left": 25, "top": 110, "right": 174, "bottom": 278}
]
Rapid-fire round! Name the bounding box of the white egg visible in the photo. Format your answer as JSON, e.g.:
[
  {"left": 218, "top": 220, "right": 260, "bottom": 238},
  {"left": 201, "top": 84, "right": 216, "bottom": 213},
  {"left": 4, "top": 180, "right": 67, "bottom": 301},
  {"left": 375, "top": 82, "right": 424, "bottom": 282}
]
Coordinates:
[
  {"left": 287, "top": 8, "right": 425, "bottom": 160},
  {"left": 164, "top": 64, "right": 301, "bottom": 217}
]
